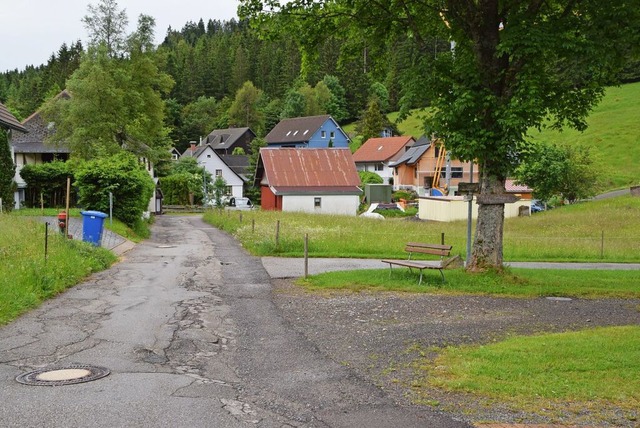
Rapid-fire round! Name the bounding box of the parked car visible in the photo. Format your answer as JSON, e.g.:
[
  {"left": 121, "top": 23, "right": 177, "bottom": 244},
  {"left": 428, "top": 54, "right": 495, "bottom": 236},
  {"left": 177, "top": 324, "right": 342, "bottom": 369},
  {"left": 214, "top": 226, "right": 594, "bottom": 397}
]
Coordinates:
[
  {"left": 226, "top": 197, "right": 254, "bottom": 210},
  {"left": 530, "top": 199, "right": 545, "bottom": 213}
]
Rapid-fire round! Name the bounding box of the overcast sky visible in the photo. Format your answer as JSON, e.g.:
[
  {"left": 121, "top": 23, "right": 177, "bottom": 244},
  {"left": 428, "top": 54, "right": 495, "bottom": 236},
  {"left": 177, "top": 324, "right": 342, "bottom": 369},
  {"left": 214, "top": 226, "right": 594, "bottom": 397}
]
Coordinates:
[{"left": 0, "top": 0, "right": 240, "bottom": 72}]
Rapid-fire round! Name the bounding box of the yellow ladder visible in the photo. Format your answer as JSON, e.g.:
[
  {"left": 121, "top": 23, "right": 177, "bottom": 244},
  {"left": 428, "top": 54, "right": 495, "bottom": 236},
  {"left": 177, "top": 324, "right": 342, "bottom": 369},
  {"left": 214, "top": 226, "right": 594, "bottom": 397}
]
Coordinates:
[{"left": 432, "top": 141, "right": 447, "bottom": 190}]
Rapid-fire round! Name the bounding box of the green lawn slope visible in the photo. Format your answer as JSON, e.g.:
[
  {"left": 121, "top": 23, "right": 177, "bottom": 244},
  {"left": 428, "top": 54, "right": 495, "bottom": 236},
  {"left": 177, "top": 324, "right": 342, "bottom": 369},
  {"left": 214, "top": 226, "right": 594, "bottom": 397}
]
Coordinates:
[{"left": 348, "top": 82, "right": 640, "bottom": 192}]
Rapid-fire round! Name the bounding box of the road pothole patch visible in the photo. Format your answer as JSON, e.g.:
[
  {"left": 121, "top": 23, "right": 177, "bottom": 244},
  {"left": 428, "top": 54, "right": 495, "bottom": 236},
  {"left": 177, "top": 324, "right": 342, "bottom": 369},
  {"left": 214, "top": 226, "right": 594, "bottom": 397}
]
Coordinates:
[{"left": 16, "top": 364, "right": 110, "bottom": 386}]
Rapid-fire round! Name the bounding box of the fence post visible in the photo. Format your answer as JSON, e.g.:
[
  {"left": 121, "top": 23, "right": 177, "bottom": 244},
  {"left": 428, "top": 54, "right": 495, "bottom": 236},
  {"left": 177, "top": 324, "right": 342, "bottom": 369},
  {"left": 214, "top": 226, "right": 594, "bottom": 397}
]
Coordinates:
[
  {"left": 44, "top": 222, "right": 49, "bottom": 263},
  {"left": 601, "top": 230, "right": 604, "bottom": 258},
  {"left": 441, "top": 232, "right": 445, "bottom": 245},
  {"left": 239, "top": 213, "right": 243, "bottom": 223},
  {"left": 275, "top": 220, "right": 280, "bottom": 248},
  {"left": 252, "top": 219, "right": 255, "bottom": 233},
  {"left": 304, "top": 234, "right": 309, "bottom": 279}
]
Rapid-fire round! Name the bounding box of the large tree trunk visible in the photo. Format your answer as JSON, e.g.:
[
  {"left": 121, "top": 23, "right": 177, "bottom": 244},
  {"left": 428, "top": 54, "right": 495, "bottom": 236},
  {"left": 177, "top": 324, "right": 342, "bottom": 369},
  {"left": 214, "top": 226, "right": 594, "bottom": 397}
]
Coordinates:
[{"left": 467, "top": 171, "right": 509, "bottom": 272}]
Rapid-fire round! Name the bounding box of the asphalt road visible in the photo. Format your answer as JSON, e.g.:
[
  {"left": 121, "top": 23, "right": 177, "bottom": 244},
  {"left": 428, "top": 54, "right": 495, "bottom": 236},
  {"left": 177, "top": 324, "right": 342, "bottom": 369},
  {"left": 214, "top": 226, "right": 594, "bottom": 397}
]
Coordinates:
[
  {"left": 0, "top": 215, "right": 470, "bottom": 428},
  {"left": 262, "top": 256, "right": 640, "bottom": 279}
]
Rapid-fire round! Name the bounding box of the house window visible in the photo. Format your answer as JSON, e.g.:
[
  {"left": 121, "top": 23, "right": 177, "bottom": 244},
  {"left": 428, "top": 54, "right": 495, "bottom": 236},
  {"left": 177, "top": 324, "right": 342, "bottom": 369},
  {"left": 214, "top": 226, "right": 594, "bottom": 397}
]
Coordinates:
[
  {"left": 321, "top": 131, "right": 326, "bottom": 138},
  {"left": 434, "top": 146, "right": 440, "bottom": 158},
  {"left": 215, "top": 169, "right": 223, "bottom": 177},
  {"left": 314, "top": 197, "right": 321, "bottom": 208},
  {"left": 375, "top": 163, "right": 384, "bottom": 172},
  {"left": 207, "top": 154, "right": 212, "bottom": 158},
  {"left": 225, "top": 186, "right": 232, "bottom": 195},
  {"left": 330, "top": 131, "right": 335, "bottom": 139},
  {"left": 440, "top": 167, "right": 464, "bottom": 179}
]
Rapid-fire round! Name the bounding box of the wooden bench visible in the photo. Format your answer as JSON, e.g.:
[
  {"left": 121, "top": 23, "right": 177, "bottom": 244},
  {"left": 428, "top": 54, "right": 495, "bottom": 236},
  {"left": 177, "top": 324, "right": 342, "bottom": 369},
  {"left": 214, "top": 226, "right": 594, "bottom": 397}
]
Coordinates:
[{"left": 381, "top": 242, "right": 456, "bottom": 285}]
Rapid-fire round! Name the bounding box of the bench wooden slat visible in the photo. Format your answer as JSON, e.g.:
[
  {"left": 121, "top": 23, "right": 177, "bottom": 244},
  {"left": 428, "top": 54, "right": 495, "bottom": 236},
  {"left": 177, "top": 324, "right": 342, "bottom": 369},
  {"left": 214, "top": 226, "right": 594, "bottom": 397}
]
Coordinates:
[
  {"left": 404, "top": 246, "right": 451, "bottom": 257},
  {"left": 381, "top": 259, "right": 445, "bottom": 269},
  {"left": 406, "top": 242, "right": 452, "bottom": 251},
  {"left": 382, "top": 241, "right": 456, "bottom": 285}
]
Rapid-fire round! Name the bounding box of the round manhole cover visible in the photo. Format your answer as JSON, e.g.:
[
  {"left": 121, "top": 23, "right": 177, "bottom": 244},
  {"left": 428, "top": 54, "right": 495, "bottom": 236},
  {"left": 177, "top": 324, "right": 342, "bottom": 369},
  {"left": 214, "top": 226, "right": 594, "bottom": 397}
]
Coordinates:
[{"left": 16, "top": 364, "right": 110, "bottom": 386}]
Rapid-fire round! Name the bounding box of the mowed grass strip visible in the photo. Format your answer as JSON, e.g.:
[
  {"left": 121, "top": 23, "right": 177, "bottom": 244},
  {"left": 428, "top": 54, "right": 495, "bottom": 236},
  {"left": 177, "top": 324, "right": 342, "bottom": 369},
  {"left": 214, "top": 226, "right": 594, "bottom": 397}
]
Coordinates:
[
  {"left": 421, "top": 326, "right": 640, "bottom": 409},
  {"left": 298, "top": 268, "right": 640, "bottom": 299}
]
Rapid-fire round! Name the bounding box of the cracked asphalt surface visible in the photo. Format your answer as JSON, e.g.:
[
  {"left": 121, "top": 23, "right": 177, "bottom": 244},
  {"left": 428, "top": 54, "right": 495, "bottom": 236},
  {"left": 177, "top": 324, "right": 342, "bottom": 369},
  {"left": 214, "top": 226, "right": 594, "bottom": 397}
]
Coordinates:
[{"left": 0, "top": 215, "right": 470, "bottom": 428}]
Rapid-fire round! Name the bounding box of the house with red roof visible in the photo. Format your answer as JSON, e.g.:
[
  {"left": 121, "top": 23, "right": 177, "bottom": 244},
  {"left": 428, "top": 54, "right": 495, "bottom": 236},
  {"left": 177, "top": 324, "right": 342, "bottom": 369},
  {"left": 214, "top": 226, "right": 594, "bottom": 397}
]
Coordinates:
[
  {"left": 352, "top": 136, "right": 415, "bottom": 185},
  {"left": 255, "top": 148, "right": 362, "bottom": 215}
]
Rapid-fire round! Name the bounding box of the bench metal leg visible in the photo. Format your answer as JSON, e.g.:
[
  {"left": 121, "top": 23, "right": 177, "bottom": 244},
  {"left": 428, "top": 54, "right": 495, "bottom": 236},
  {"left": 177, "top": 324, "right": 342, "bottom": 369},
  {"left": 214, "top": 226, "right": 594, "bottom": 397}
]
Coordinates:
[
  {"left": 418, "top": 270, "right": 423, "bottom": 286},
  {"left": 438, "top": 269, "right": 445, "bottom": 284}
]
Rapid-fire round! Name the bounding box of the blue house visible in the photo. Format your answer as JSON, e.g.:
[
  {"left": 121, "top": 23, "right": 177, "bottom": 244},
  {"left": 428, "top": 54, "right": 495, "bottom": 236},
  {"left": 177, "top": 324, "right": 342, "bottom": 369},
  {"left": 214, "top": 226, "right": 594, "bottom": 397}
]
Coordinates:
[{"left": 265, "top": 115, "right": 350, "bottom": 148}]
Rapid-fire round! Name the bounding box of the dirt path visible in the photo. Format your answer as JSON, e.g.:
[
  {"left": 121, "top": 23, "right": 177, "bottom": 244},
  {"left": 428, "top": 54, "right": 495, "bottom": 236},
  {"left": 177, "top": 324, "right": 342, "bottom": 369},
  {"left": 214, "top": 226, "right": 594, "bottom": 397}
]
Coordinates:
[{"left": 272, "top": 279, "right": 640, "bottom": 427}]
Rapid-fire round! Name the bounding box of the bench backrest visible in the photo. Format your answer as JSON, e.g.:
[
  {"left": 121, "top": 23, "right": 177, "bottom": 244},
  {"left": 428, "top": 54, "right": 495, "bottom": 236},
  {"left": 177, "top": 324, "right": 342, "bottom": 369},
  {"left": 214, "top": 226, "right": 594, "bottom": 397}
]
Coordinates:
[{"left": 405, "top": 242, "right": 452, "bottom": 257}]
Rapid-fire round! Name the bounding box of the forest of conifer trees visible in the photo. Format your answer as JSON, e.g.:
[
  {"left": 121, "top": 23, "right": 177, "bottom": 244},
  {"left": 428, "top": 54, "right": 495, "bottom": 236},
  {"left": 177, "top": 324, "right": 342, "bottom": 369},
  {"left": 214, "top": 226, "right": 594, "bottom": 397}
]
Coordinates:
[{"left": 0, "top": 17, "right": 420, "bottom": 152}]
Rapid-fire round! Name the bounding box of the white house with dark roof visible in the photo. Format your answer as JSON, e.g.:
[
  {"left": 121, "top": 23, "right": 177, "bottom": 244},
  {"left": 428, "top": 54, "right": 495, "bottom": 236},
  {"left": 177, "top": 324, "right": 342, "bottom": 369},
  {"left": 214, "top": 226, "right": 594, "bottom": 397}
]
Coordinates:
[
  {"left": 202, "top": 127, "right": 256, "bottom": 155},
  {"left": 0, "top": 102, "right": 27, "bottom": 133},
  {"left": 9, "top": 92, "right": 71, "bottom": 209},
  {"left": 265, "top": 115, "right": 349, "bottom": 148},
  {"left": 1, "top": 102, "right": 27, "bottom": 209},
  {"left": 182, "top": 142, "right": 247, "bottom": 200}
]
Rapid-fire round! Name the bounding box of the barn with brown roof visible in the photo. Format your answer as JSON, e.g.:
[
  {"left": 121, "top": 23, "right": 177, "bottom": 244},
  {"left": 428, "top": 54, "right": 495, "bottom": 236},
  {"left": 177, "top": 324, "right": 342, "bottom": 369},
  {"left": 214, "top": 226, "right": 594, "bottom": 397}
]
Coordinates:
[{"left": 255, "top": 148, "right": 362, "bottom": 215}]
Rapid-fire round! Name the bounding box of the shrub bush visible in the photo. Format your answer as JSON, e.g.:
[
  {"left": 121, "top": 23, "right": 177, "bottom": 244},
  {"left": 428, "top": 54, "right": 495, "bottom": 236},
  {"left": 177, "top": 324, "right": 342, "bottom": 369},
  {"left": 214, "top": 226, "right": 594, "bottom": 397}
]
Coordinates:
[{"left": 74, "top": 152, "right": 155, "bottom": 227}]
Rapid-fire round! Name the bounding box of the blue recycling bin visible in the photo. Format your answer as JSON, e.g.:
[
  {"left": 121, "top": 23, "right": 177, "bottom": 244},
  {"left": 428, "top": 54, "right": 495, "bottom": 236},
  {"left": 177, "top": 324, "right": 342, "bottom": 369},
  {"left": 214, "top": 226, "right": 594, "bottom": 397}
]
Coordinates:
[{"left": 81, "top": 210, "right": 108, "bottom": 246}]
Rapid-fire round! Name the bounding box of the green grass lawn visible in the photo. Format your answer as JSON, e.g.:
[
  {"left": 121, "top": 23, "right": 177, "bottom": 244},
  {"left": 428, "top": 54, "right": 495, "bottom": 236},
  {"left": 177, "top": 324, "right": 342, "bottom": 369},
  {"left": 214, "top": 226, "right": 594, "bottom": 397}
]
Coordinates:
[
  {"left": 417, "top": 326, "right": 640, "bottom": 420},
  {"left": 0, "top": 215, "right": 116, "bottom": 325},
  {"left": 427, "top": 325, "right": 640, "bottom": 403},
  {"left": 203, "top": 195, "right": 640, "bottom": 263},
  {"left": 298, "top": 267, "right": 640, "bottom": 299}
]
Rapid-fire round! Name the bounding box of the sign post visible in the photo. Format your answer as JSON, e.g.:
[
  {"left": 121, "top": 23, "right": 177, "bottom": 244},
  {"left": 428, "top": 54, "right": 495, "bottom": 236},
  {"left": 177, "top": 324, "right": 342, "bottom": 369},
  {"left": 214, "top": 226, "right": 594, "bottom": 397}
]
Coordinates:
[{"left": 458, "top": 169, "right": 478, "bottom": 267}]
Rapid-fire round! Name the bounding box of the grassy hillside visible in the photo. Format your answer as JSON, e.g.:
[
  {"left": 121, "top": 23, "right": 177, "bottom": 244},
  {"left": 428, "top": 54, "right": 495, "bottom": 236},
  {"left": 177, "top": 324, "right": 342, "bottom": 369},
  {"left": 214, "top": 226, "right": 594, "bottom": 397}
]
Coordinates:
[
  {"left": 527, "top": 82, "right": 640, "bottom": 190},
  {"left": 349, "top": 82, "right": 640, "bottom": 191}
]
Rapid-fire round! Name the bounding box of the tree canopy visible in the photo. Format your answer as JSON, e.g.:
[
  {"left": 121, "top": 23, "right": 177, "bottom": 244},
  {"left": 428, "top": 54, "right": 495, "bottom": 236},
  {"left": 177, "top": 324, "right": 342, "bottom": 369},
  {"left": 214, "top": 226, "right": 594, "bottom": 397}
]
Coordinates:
[
  {"left": 44, "top": 5, "right": 174, "bottom": 163},
  {"left": 515, "top": 142, "right": 600, "bottom": 204},
  {"left": 239, "top": 0, "right": 640, "bottom": 270}
]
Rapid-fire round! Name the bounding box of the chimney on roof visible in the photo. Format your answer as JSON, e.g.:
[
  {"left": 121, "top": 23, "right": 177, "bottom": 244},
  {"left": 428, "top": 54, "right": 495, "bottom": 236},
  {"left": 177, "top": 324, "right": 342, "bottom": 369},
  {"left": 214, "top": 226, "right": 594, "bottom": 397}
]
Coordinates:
[{"left": 190, "top": 141, "right": 197, "bottom": 154}]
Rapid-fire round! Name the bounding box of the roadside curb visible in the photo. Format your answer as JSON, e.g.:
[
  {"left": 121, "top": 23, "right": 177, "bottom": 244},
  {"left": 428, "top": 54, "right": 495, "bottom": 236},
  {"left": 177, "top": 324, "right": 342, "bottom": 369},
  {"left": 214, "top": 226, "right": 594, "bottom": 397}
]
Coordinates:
[{"left": 109, "top": 239, "right": 136, "bottom": 257}]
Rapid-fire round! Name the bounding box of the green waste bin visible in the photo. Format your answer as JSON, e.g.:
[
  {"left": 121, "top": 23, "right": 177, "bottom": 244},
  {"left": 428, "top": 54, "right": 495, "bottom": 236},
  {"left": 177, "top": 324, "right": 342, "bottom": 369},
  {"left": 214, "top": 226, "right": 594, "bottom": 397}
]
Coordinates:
[{"left": 81, "top": 210, "right": 108, "bottom": 246}]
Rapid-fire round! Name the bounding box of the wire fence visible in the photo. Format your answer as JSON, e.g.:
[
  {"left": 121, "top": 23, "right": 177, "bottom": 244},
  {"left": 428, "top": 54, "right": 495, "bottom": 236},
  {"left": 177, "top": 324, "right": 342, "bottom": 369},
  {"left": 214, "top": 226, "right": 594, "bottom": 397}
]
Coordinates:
[{"left": 211, "top": 212, "right": 640, "bottom": 262}]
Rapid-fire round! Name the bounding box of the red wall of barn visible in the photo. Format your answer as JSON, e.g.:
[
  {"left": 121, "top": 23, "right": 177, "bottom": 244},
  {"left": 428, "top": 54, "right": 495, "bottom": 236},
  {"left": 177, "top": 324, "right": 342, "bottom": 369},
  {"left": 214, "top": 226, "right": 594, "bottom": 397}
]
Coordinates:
[{"left": 261, "top": 186, "right": 282, "bottom": 211}]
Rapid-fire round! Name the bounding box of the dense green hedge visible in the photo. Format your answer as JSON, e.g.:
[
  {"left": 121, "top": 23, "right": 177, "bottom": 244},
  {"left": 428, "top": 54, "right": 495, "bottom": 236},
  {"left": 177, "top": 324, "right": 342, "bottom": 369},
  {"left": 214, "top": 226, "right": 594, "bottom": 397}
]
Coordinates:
[{"left": 74, "top": 153, "right": 154, "bottom": 227}]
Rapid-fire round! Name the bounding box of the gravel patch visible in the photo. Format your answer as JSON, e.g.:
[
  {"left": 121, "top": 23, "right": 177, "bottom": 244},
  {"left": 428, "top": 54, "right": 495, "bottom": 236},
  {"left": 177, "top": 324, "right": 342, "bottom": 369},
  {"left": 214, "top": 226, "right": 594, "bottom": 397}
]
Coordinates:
[{"left": 271, "top": 279, "right": 640, "bottom": 427}]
